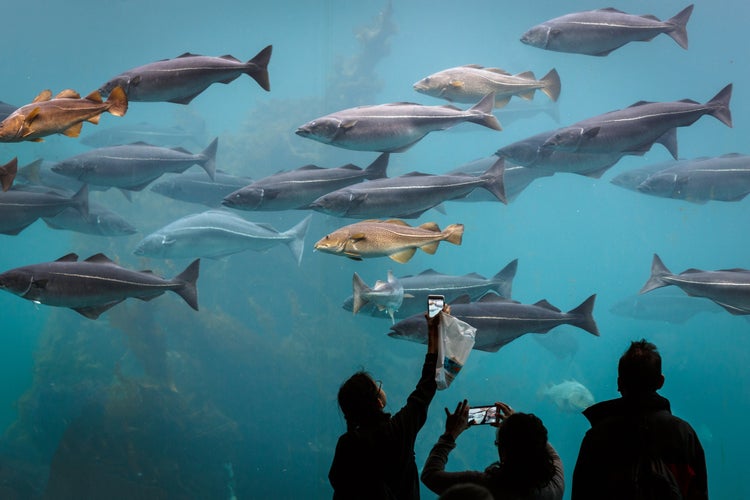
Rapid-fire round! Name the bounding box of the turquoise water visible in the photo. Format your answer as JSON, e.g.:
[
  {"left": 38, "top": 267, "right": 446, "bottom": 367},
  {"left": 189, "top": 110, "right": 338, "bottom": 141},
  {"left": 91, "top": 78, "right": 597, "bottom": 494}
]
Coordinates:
[{"left": 0, "top": 0, "right": 747, "bottom": 498}]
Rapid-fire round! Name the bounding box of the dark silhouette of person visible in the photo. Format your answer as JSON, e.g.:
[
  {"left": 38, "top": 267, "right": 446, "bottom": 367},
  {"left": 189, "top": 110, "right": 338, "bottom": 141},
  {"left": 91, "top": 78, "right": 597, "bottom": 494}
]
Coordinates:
[
  {"left": 329, "top": 304, "right": 448, "bottom": 499},
  {"left": 421, "top": 400, "right": 564, "bottom": 499},
  {"left": 438, "top": 482, "right": 494, "bottom": 500},
  {"left": 572, "top": 339, "right": 708, "bottom": 499}
]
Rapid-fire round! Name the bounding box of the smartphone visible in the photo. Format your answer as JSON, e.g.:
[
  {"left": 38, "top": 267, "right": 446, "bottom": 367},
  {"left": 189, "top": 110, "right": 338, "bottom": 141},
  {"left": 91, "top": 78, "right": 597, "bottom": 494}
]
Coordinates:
[
  {"left": 427, "top": 295, "right": 445, "bottom": 318},
  {"left": 468, "top": 405, "right": 497, "bottom": 425}
]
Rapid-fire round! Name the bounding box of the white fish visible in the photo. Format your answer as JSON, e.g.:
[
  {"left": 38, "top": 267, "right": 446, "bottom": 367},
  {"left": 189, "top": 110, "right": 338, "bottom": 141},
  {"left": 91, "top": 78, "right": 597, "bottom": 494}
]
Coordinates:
[{"left": 542, "top": 379, "right": 595, "bottom": 412}]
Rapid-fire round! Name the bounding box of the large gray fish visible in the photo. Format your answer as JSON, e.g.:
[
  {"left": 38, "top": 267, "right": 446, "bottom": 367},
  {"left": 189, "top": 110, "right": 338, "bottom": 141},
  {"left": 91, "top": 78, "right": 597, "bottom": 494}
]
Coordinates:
[
  {"left": 640, "top": 254, "right": 750, "bottom": 315},
  {"left": 134, "top": 210, "right": 311, "bottom": 265},
  {"left": 0, "top": 158, "right": 17, "bottom": 192},
  {"left": 99, "top": 45, "right": 272, "bottom": 104},
  {"left": 0, "top": 88, "right": 127, "bottom": 142},
  {"left": 151, "top": 170, "right": 253, "bottom": 207},
  {"left": 388, "top": 293, "right": 599, "bottom": 352},
  {"left": 447, "top": 157, "right": 552, "bottom": 203},
  {"left": 222, "top": 153, "right": 389, "bottom": 211},
  {"left": 352, "top": 270, "right": 409, "bottom": 324},
  {"left": 609, "top": 160, "right": 685, "bottom": 192},
  {"left": 541, "top": 84, "right": 732, "bottom": 158},
  {"left": 309, "top": 158, "right": 505, "bottom": 218},
  {"left": 414, "top": 65, "right": 561, "bottom": 107},
  {"left": 295, "top": 93, "right": 501, "bottom": 152},
  {"left": 0, "top": 185, "right": 88, "bottom": 235},
  {"left": 43, "top": 201, "right": 137, "bottom": 237},
  {"left": 497, "top": 129, "right": 626, "bottom": 177},
  {"left": 520, "top": 5, "right": 693, "bottom": 56},
  {"left": 314, "top": 219, "right": 464, "bottom": 263},
  {"left": 82, "top": 121, "right": 207, "bottom": 148},
  {"left": 610, "top": 289, "right": 723, "bottom": 324},
  {"left": 0, "top": 253, "right": 199, "bottom": 319},
  {"left": 343, "top": 259, "right": 518, "bottom": 319},
  {"left": 636, "top": 154, "right": 750, "bottom": 203},
  {"left": 51, "top": 139, "right": 218, "bottom": 193}
]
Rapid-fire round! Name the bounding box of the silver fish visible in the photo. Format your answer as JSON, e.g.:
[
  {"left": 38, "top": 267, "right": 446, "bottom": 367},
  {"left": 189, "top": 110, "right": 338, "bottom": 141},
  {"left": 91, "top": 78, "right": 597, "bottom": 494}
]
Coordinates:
[
  {"left": 0, "top": 185, "right": 88, "bottom": 235},
  {"left": 100, "top": 46, "right": 272, "bottom": 104},
  {"left": 295, "top": 93, "right": 501, "bottom": 152},
  {"left": 520, "top": 5, "right": 693, "bottom": 56},
  {"left": 352, "top": 270, "right": 409, "bottom": 324}
]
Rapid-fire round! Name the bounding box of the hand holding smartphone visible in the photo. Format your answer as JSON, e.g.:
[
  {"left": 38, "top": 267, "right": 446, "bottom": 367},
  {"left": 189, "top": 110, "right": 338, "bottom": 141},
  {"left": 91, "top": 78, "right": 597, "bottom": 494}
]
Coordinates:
[{"left": 427, "top": 294, "right": 445, "bottom": 318}]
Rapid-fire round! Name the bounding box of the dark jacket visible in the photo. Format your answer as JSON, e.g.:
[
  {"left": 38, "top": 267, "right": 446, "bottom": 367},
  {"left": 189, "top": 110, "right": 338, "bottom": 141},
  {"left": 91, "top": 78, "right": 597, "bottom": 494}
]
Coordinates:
[
  {"left": 329, "top": 353, "right": 438, "bottom": 500},
  {"left": 571, "top": 392, "right": 708, "bottom": 500}
]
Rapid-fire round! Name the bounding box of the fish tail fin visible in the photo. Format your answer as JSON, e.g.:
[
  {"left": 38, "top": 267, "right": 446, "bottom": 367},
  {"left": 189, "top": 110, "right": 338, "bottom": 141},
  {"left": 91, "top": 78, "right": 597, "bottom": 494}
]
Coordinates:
[
  {"left": 246, "top": 45, "right": 272, "bottom": 91},
  {"left": 105, "top": 86, "right": 128, "bottom": 117},
  {"left": 640, "top": 253, "right": 673, "bottom": 294},
  {"left": 479, "top": 157, "right": 506, "bottom": 204},
  {"left": 72, "top": 184, "right": 89, "bottom": 218},
  {"left": 468, "top": 93, "right": 502, "bottom": 131},
  {"left": 568, "top": 294, "right": 599, "bottom": 336},
  {"left": 666, "top": 4, "right": 693, "bottom": 49},
  {"left": 282, "top": 215, "right": 312, "bottom": 266},
  {"left": 200, "top": 137, "right": 219, "bottom": 180},
  {"left": 364, "top": 153, "right": 389, "bottom": 180},
  {"left": 0, "top": 157, "right": 17, "bottom": 192},
  {"left": 173, "top": 259, "right": 200, "bottom": 310},
  {"left": 492, "top": 258, "right": 518, "bottom": 298},
  {"left": 442, "top": 223, "right": 464, "bottom": 246},
  {"left": 352, "top": 272, "right": 371, "bottom": 314},
  {"left": 540, "top": 68, "right": 561, "bottom": 102},
  {"left": 706, "top": 83, "right": 733, "bottom": 128}
]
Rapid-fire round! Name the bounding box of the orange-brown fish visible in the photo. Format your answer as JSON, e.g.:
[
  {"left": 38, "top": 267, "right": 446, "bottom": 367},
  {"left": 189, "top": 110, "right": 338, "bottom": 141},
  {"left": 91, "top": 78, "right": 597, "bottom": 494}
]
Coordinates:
[
  {"left": 314, "top": 219, "right": 464, "bottom": 263},
  {"left": 0, "top": 158, "right": 17, "bottom": 192},
  {"left": 0, "top": 87, "right": 128, "bottom": 142}
]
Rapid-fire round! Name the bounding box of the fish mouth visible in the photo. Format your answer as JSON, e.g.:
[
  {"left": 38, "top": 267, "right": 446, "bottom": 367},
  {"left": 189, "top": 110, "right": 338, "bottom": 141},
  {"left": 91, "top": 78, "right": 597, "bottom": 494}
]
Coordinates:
[{"left": 295, "top": 127, "right": 311, "bottom": 137}]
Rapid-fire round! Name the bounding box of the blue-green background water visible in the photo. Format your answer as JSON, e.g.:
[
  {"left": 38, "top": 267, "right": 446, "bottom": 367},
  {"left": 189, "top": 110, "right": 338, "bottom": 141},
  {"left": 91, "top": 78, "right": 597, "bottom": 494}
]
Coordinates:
[{"left": 0, "top": 0, "right": 748, "bottom": 498}]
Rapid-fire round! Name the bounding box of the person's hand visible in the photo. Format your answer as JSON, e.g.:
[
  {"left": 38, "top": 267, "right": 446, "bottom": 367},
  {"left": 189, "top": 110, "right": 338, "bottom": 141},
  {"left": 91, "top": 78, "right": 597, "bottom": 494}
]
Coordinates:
[
  {"left": 491, "top": 401, "right": 514, "bottom": 427},
  {"left": 444, "top": 399, "right": 469, "bottom": 440}
]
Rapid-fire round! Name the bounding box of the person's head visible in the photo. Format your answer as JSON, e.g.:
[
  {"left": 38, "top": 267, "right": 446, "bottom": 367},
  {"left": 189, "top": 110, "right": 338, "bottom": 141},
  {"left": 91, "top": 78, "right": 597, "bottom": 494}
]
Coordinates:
[
  {"left": 438, "top": 483, "right": 494, "bottom": 500},
  {"left": 492, "top": 412, "right": 554, "bottom": 493},
  {"left": 337, "top": 371, "right": 386, "bottom": 431},
  {"left": 617, "top": 339, "right": 665, "bottom": 396}
]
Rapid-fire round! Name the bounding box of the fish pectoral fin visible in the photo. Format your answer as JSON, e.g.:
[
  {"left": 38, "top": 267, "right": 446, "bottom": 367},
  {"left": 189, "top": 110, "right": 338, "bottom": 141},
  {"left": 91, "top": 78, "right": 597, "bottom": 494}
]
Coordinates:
[
  {"left": 340, "top": 120, "right": 358, "bottom": 129},
  {"left": 344, "top": 252, "right": 363, "bottom": 261},
  {"left": 403, "top": 293, "right": 415, "bottom": 299},
  {"left": 62, "top": 122, "right": 84, "bottom": 138},
  {"left": 420, "top": 242, "right": 439, "bottom": 255},
  {"left": 31, "top": 279, "right": 49, "bottom": 289},
  {"left": 389, "top": 248, "right": 416, "bottom": 263},
  {"left": 72, "top": 301, "right": 123, "bottom": 320},
  {"left": 32, "top": 90, "right": 53, "bottom": 103},
  {"left": 25, "top": 107, "right": 41, "bottom": 124},
  {"left": 449, "top": 80, "right": 464, "bottom": 89},
  {"left": 348, "top": 232, "right": 367, "bottom": 242}
]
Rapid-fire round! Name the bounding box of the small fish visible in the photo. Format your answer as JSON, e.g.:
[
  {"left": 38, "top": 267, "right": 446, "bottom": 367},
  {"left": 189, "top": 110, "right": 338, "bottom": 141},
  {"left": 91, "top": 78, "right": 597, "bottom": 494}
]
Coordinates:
[
  {"left": 414, "top": 65, "right": 560, "bottom": 107},
  {"left": 314, "top": 219, "right": 463, "bottom": 263},
  {"left": 352, "top": 270, "right": 410, "bottom": 323},
  {"left": 0, "top": 253, "right": 199, "bottom": 319},
  {"left": 43, "top": 202, "right": 137, "bottom": 237},
  {"left": 100, "top": 46, "right": 272, "bottom": 104},
  {"left": 296, "top": 93, "right": 501, "bottom": 152},
  {"left": 521, "top": 5, "right": 694, "bottom": 56},
  {"left": 0, "top": 88, "right": 127, "bottom": 142},
  {"left": 0, "top": 158, "right": 17, "bottom": 192},
  {"left": 151, "top": 170, "right": 254, "bottom": 207},
  {"left": 640, "top": 254, "right": 750, "bottom": 315},
  {"left": 541, "top": 380, "right": 595, "bottom": 412}
]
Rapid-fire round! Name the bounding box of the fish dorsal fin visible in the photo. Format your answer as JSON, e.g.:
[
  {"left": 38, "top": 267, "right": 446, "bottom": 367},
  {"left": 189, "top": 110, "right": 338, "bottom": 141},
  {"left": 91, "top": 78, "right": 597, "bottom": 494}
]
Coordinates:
[
  {"left": 641, "top": 14, "right": 660, "bottom": 21},
  {"left": 219, "top": 54, "right": 242, "bottom": 62},
  {"left": 85, "top": 90, "right": 103, "bottom": 103},
  {"left": 85, "top": 253, "right": 117, "bottom": 264},
  {"left": 597, "top": 7, "right": 626, "bottom": 13},
  {"left": 515, "top": 71, "right": 536, "bottom": 80},
  {"left": 55, "top": 253, "right": 79, "bottom": 262},
  {"left": 534, "top": 299, "right": 561, "bottom": 312},
  {"left": 298, "top": 164, "right": 324, "bottom": 171},
  {"left": 718, "top": 268, "right": 750, "bottom": 273},
  {"left": 440, "top": 104, "right": 462, "bottom": 111},
  {"left": 176, "top": 52, "right": 200, "bottom": 58},
  {"left": 678, "top": 99, "right": 700, "bottom": 105},
  {"left": 384, "top": 219, "right": 411, "bottom": 226},
  {"left": 127, "top": 141, "right": 155, "bottom": 146},
  {"left": 485, "top": 67, "right": 510, "bottom": 75},
  {"left": 720, "top": 153, "right": 743, "bottom": 158},
  {"left": 478, "top": 293, "right": 516, "bottom": 303},
  {"left": 55, "top": 89, "right": 80, "bottom": 99},
  {"left": 32, "top": 90, "right": 53, "bottom": 103},
  {"left": 462, "top": 64, "right": 484, "bottom": 69},
  {"left": 450, "top": 294, "right": 472, "bottom": 305},
  {"left": 627, "top": 100, "right": 655, "bottom": 108},
  {"left": 170, "top": 146, "right": 193, "bottom": 154},
  {"left": 339, "top": 163, "right": 361, "bottom": 171},
  {"left": 464, "top": 272, "right": 487, "bottom": 279},
  {"left": 418, "top": 222, "right": 440, "bottom": 232},
  {"left": 402, "top": 171, "right": 431, "bottom": 177},
  {"left": 681, "top": 268, "right": 706, "bottom": 274},
  {"left": 416, "top": 269, "right": 440, "bottom": 276}
]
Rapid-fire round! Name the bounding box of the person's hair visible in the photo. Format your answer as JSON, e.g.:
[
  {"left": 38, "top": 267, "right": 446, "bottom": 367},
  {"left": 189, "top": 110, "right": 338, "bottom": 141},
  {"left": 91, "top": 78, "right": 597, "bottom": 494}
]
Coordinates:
[
  {"left": 337, "top": 371, "right": 383, "bottom": 431},
  {"left": 438, "top": 482, "right": 494, "bottom": 500},
  {"left": 618, "top": 339, "right": 662, "bottom": 394},
  {"left": 492, "top": 412, "right": 555, "bottom": 495}
]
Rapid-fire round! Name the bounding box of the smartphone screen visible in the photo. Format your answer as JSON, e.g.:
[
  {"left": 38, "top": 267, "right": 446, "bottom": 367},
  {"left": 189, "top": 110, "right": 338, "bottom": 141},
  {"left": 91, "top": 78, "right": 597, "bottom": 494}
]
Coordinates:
[
  {"left": 468, "top": 405, "right": 497, "bottom": 425},
  {"left": 427, "top": 295, "right": 445, "bottom": 318}
]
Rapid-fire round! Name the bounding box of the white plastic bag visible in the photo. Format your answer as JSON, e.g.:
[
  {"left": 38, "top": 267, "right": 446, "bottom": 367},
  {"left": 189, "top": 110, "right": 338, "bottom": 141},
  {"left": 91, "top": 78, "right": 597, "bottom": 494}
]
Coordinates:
[{"left": 435, "top": 312, "right": 476, "bottom": 390}]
